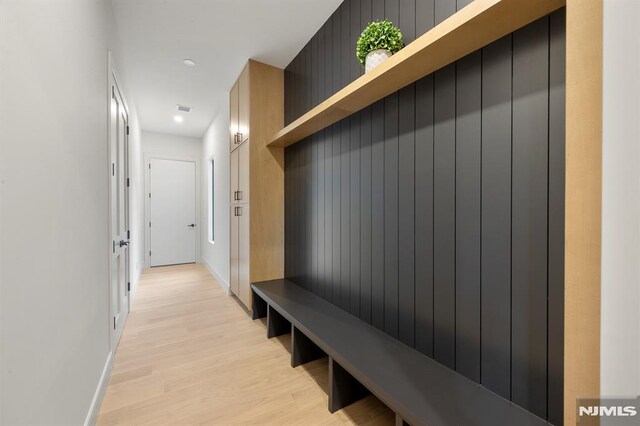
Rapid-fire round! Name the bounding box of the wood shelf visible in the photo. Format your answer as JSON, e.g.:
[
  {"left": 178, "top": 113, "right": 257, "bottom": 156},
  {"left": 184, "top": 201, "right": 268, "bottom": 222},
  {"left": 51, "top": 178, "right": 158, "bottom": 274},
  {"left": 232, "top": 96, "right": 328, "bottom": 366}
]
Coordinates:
[{"left": 267, "top": 0, "right": 565, "bottom": 148}]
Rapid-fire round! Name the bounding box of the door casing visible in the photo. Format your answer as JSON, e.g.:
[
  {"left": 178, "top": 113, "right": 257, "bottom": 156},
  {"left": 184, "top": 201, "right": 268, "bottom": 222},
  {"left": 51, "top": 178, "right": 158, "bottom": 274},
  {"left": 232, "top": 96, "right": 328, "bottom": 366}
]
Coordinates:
[
  {"left": 107, "top": 52, "right": 130, "bottom": 351},
  {"left": 143, "top": 153, "right": 201, "bottom": 268}
]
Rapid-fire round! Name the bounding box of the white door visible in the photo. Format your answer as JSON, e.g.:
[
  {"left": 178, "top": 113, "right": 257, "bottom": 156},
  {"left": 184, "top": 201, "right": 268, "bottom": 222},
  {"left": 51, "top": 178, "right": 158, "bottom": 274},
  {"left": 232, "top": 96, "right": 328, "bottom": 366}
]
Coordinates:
[
  {"left": 110, "top": 80, "right": 129, "bottom": 347},
  {"left": 149, "top": 159, "right": 197, "bottom": 266}
]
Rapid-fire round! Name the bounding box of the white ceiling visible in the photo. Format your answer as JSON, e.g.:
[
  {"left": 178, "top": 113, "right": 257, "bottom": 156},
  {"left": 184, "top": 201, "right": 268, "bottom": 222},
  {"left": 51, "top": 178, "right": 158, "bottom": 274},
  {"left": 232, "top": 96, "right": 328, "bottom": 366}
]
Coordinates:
[{"left": 111, "top": 0, "right": 342, "bottom": 138}]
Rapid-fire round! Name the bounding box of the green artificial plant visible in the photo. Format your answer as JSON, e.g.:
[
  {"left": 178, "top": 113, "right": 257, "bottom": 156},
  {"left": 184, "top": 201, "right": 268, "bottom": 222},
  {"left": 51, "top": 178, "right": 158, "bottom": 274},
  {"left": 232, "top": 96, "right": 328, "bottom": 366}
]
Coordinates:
[{"left": 356, "top": 19, "right": 404, "bottom": 65}]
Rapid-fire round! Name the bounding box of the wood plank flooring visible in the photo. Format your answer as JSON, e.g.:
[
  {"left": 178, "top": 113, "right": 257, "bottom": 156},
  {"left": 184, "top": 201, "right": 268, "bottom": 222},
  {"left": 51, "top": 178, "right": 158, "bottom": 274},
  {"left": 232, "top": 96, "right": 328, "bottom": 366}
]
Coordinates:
[{"left": 97, "top": 264, "right": 394, "bottom": 425}]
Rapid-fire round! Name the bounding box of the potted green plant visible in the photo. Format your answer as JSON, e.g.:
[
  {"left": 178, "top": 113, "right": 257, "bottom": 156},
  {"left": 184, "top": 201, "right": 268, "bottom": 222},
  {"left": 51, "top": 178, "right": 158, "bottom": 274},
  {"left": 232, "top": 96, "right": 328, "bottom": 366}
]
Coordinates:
[{"left": 356, "top": 19, "right": 404, "bottom": 73}]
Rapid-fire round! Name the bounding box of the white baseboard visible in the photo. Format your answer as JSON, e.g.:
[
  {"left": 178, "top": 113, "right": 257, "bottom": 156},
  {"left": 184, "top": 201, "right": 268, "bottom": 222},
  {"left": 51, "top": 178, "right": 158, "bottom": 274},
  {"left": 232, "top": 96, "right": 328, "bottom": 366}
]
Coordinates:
[
  {"left": 84, "top": 351, "right": 114, "bottom": 426},
  {"left": 201, "top": 256, "right": 230, "bottom": 296}
]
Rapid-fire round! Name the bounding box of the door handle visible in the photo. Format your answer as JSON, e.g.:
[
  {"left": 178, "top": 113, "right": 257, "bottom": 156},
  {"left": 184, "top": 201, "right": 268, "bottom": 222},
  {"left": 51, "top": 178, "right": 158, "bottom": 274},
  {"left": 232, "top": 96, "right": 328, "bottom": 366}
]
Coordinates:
[
  {"left": 119, "top": 240, "right": 129, "bottom": 247},
  {"left": 187, "top": 224, "right": 196, "bottom": 228}
]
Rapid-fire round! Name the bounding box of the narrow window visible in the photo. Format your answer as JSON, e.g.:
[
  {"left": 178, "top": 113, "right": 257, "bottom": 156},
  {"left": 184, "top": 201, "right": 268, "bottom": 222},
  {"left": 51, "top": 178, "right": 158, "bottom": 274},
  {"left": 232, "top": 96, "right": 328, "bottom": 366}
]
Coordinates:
[{"left": 210, "top": 158, "right": 215, "bottom": 242}]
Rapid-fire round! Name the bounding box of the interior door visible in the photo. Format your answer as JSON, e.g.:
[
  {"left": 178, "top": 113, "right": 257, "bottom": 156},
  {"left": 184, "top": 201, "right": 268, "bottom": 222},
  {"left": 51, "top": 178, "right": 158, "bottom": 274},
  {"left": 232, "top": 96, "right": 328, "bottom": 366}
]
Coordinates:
[
  {"left": 149, "top": 159, "right": 197, "bottom": 266},
  {"left": 110, "top": 81, "right": 129, "bottom": 347}
]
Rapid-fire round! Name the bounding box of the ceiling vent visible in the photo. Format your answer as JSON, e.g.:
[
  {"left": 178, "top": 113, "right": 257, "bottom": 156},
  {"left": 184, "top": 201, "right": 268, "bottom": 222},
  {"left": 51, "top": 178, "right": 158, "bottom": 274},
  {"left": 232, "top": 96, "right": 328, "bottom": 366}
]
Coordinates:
[{"left": 176, "top": 105, "right": 192, "bottom": 113}]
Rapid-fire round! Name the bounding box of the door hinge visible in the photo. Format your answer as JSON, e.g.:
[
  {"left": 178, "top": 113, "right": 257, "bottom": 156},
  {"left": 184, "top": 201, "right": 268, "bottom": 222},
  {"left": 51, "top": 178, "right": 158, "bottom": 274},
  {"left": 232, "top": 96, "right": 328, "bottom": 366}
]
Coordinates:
[
  {"left": 149, "top": 221, "right": 151, "bottom": 227},
  {"left": 126, "top": 126, "right": 130, "bottom": 135},
  {"left": 112, "top": 163, "right": 115, "bottom": 176},
  {"left": 127, "top": 178, "right": 130, "bottom": 187},
  {"left": 149, "top": 251, "right": 151, "bottom": 256},
  {"left": 112, "top": 240, "right": 115, "bottom": 253},
  {"left": 113, "top": 317, "right": 116, "bottom": 330},
  {"left": 149, "top": 193, "right": 151, "bottom": 199},
  {"left": 127, "top": 230, "right": 130, "bottom": 239},
  {"left": 149, "top": 163, "right": 151, "bottom": 170},
  {"left": 127, "top": 282, "right": 130, "bottom": 292}
]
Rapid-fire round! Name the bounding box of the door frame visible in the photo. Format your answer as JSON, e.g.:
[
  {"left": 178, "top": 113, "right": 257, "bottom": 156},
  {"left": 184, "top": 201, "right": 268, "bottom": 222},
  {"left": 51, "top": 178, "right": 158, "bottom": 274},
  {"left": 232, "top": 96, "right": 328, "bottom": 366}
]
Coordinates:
[
  {"left": 144, "top": 153, "right": 201, "bottom": 268},
  {"left": 107, "top": 52, "right": 131, "bottom": 351}
]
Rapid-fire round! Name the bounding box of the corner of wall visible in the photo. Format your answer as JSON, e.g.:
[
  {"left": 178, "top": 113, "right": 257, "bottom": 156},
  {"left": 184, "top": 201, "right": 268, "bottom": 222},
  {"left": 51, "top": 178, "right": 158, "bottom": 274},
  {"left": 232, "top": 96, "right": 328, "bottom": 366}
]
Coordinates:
[
  {"left": 200, "top": 103, "right": 231, "bottom": 290},
  {"left": 202, "top": 256, "right": 230, "bottom": 295},
  {"left": 83, "top": 351, "right": 114, "bottom": 426}
]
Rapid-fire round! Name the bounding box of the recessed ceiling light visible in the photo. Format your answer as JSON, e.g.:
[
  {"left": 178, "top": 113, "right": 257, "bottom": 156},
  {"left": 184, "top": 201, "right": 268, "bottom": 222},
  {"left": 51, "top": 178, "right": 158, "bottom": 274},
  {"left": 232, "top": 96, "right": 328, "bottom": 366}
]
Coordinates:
[
  {"left": 183, "top": 59, "right": 196, "bottom": 67},
  {"left": 174, "top": 115, "right": 184, "bottom": 123}
]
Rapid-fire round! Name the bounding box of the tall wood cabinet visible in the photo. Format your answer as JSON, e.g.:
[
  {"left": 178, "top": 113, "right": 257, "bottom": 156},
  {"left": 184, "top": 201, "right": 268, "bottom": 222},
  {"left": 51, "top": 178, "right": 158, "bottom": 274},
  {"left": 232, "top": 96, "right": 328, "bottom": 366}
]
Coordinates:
[{"left": 229, "top": 60, "right": 284, "bottom": 309}]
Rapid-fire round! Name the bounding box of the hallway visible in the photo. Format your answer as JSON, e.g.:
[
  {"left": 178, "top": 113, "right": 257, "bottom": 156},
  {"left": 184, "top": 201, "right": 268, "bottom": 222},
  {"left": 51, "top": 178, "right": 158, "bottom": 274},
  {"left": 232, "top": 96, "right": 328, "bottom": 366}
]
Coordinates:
[{"left": 97, "top": 264, "right": 394, "bottom": 425}]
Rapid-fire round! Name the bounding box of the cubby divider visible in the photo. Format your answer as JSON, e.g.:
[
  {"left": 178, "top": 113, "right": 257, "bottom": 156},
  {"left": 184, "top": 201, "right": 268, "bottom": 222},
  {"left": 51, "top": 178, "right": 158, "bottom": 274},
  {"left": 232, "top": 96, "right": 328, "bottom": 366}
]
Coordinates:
[{"left": 291, "top": 326, "right": 326, "bottom": 367}]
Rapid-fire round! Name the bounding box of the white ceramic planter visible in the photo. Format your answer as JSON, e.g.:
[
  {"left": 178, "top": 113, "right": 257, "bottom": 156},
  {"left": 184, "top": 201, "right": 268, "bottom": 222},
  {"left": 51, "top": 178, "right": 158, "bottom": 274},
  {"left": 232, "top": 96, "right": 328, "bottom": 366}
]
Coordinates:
[{"left": 365, "top": 49, "right": 392, "bottom": 73}]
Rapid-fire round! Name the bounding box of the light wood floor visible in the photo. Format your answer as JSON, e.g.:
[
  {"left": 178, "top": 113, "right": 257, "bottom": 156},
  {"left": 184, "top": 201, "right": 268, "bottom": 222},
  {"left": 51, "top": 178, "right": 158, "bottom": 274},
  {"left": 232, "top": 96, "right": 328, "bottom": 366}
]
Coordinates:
[{"left": 97, "top": 264, "right": 394, "bottom": 425}]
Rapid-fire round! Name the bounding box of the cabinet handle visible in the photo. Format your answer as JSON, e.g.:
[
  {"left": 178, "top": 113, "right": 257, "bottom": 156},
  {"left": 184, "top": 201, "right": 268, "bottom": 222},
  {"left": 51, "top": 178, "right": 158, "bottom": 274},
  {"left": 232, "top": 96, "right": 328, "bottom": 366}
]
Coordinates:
[
  {"left": 233, "top": 191, "right": 237, "bottom": 201},
  {"left": 237, "top": 206, "right": 242, "bottom": 216},
  {"left": 237, "top": 190, "right": 242, "bottom": 201},
  {"left": 236, "top": 132, "right": 243, "bottom": 142}
]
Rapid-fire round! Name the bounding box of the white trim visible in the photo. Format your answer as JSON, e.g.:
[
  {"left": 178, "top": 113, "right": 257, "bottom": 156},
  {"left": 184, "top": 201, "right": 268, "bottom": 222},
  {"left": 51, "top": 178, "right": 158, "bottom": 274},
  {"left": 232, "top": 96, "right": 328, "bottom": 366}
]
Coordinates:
[
  {"left": 107, "top": 52, "right": 131, "bottom": 352},
  {"left": 144, "top": 153, "right": 201, "bottom": 268},
  {"left": 83, "top": 351, "right": 114, "bottom": 426},
  {"left": 202, "top": 255, "right": 230, "bottom": 296}
]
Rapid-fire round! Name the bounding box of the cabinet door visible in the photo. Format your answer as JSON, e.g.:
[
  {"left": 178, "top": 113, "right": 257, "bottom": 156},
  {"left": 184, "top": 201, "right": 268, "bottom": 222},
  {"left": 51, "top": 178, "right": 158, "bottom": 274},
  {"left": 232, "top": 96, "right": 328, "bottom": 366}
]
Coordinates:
[
  {"left": 230, "top": 147, "right": 239, "bottom": 204},
  {"left": 229, "top": 80, "right": 239, "bottom": 151},
  {"left": 237, "top": 142, "right": 249, "bottom": 203},
  {"left": 230, "top": 206, "right": 239, "bottom": 296},
  {"left": 238, "top": 65, "right": 249, "bottom": 143},
  {"left": 237, "top": 204, "right": 250, "bottom": 307}
]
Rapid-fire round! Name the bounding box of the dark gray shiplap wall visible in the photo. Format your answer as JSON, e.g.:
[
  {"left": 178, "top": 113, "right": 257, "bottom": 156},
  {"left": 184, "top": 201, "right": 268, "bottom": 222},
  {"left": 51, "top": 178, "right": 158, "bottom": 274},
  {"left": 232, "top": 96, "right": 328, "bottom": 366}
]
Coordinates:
[{"left": 284, "top": 0, "right": 565, "bottom": 423}]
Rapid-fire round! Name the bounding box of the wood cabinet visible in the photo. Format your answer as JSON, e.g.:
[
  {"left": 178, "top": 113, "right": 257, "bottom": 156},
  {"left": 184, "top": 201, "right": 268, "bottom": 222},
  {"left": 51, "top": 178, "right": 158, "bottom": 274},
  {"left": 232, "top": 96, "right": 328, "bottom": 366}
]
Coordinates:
[
  {"left": 230, "top": 148, "right": 239, "bottom": 204},
  {"left": 229, "top": 81, "right": 239, "bottom": 152},
  {"left": 230, "top": 205, "right": 239, "bottom": 295},
  {"left": 230, "top": 143, "right": 249, "bottom": 204},
  {"left": 238, "top": 142, "right": 249, "bottom": 203},
  {"left": 238, "top": 67, "right": 249, "bottom": 143},
  {"left": 229, "top": 60, "right": 284, "bottom": 310},
  {"left": 230, "top": 204, "right": 250, "bottom": 306}
]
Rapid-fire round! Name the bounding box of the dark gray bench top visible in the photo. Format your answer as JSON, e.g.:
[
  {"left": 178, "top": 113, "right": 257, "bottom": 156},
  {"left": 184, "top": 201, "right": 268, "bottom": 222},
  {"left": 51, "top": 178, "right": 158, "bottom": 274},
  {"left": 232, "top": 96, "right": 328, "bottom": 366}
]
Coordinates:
[{"left": 252, "top": 279, "right": 550, "bottom": 426}]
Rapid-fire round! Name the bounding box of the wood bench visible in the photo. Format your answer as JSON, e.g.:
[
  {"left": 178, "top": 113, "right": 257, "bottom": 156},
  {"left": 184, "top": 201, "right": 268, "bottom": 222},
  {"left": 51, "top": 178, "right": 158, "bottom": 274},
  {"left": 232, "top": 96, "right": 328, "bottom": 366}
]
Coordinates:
[{"left": 252, "top": 279, "right": 549, "bottom": 426}]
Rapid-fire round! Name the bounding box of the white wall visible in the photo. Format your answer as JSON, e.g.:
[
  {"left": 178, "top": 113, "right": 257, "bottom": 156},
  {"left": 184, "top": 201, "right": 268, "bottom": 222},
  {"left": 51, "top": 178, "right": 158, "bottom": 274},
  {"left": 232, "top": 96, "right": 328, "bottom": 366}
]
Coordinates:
[
  {"left": 142, "top": 130, "right": 202, "bottom": 159},
  {"left": 128, "top": 110, "right": 144, "bottom": 300},
  {"left": 601, "top": 0, "right": 640, "bottom": 398},
  {"left": 201, "top": 104, "right": 230, "bottom": 289},
  {"left": 0, "top": 1, "right": 140, "bottom": 424}
]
